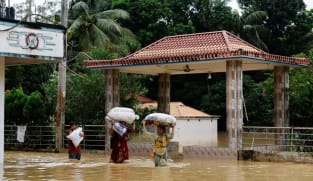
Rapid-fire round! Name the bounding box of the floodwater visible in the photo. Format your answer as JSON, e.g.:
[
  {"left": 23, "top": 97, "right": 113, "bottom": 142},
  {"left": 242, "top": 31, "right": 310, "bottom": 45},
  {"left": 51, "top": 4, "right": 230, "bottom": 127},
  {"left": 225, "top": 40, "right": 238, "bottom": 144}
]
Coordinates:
[{"left": 2, "top": 151, "right": 313, "bottom": 181}]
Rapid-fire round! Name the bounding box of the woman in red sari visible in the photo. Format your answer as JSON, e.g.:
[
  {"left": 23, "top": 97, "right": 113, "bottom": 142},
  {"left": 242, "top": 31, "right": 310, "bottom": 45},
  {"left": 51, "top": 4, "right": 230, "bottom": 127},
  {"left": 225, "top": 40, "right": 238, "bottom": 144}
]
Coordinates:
[{"left": 110, "top": 121, "right": 135, "bottom": 163}]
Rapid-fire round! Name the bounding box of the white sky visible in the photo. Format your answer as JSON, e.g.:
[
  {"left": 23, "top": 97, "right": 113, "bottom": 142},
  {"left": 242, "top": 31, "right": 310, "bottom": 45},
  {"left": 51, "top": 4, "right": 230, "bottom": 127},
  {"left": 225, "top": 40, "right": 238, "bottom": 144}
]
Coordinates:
[
  {"left": 228, "top": 0, "right": 313, "bottom": 11},
  {"left": 6, "top": 0, "right": 313, "bottom": 11}
]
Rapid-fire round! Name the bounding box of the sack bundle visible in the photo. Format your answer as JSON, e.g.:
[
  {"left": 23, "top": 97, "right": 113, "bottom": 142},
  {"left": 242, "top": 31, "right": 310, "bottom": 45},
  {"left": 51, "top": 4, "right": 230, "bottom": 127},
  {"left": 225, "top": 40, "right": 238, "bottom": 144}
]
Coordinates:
[
  {"left": 66, "top": 127, "right": 84, "bottom": 147},
  {"left": 144, "top": 113, "right": 176, "bottom": 126},
  {"left": 106, "top": 107, "right": 139, "bottom": 124}
]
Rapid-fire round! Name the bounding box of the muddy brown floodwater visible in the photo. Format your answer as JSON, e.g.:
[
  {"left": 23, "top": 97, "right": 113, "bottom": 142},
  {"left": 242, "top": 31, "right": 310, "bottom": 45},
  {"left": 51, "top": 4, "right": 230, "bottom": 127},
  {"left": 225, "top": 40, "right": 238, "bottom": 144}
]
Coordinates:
[{"left": 2, "top": 151, "right": 313, "bottom": 180}]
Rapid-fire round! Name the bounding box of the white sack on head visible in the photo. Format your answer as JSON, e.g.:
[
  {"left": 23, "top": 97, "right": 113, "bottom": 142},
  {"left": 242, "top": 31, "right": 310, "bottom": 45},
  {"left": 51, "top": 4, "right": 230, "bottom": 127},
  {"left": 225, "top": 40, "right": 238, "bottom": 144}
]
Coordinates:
[
  {"left": 106, "top": 107, "right": 138, "bottom": 124},
  {"left": 67, "top": 127, "right": 84, "bottom": 148},
  {"left": 144, "top": 113, "right": 176, "bottom": 125}
]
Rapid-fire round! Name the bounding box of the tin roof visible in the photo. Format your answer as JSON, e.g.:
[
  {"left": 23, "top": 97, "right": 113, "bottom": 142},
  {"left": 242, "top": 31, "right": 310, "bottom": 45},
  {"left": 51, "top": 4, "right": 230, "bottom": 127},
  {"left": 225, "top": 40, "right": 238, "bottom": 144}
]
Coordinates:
[{"left": 85, "top": 31, "right": 310, "bottom": 74}]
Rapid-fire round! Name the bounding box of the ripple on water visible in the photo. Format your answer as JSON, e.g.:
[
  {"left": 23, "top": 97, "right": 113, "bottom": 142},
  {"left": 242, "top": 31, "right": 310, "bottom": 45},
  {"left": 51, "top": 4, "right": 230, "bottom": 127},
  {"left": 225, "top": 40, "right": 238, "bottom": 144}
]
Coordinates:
[
  {"left": 4, "top": 151, "right": 313, "bottom": 181},
  {"left": 74, "top": 162, "right": 110, "bottom": 168},
  {"left": 126, "top": 158, "right": 190, "bottom": 168}
]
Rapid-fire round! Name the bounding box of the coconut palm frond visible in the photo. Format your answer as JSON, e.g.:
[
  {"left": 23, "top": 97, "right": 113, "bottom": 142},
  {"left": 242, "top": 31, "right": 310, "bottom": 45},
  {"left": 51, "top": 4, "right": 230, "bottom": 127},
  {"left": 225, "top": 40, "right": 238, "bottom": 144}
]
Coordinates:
[
  {"left": 79, "top": 31, "right": 92, "bottom": 51},
  {"left": 68, "top": 19, "right": 75, "bottom": 25},
  {"left": 96, "top": 19, "right": 122, "bottom": 39},
  {"left": 67, "top": 18, "right": 86, "bottom": 40},
  {"left": 243, "top": 24, "right": 254, "bottom": 31},
  {"left": 68, "top": 2, "right": 135, "bottom": 52},
  {"left": 243, "top": 23, "right": 269, "bottom": 51},
  {"left": 244, "top": 11, "right": 267, "bottom": 25},
  {"left": 89, "top": 24, "right": 111, "bottom": 48},
  {"left": 95, "top": 9, "right": 130, "bottom": 20},
  {"left": 254, "top": 29, "right": 269, "bottom": 51},
  {"left": 118, "top": 35, "right": 141, "bottom": 52},
  {"left": 72, "top": 1, "right": 89, "bottom": 16},
  {"left": 120, "top": 27, "right": 136, "bottom": 38}
]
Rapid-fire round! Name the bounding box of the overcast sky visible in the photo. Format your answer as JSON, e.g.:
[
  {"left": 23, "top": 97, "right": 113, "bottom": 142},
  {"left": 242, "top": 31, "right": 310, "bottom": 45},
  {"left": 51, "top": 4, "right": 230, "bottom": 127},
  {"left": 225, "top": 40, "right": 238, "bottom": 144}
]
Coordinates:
[
  {"left": 6, "top": 0, "right": 313, "bottom": 11},
  {"left": 228, "top": 0, "right": 313, "bottom": 11}
]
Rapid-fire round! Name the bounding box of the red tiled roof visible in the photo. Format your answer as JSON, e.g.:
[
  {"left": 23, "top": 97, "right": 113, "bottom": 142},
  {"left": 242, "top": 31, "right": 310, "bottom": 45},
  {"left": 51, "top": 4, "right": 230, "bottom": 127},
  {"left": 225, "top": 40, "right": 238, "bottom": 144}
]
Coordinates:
[
  {"left": 135, "top": 95, "right": 155, "bottom": 104},
  {"left": 85, "top": 31, "right": 310, "bottom": 68},
  {"left": 138, "top": 102, "right": 220, "bottom": 119}
]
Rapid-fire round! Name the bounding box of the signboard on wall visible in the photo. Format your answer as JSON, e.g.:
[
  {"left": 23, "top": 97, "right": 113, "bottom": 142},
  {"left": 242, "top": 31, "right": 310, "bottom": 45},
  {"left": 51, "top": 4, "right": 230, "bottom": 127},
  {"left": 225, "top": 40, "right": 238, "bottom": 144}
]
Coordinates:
[{"left": 0, "top": 20, "right": 65, "bottom": 63}]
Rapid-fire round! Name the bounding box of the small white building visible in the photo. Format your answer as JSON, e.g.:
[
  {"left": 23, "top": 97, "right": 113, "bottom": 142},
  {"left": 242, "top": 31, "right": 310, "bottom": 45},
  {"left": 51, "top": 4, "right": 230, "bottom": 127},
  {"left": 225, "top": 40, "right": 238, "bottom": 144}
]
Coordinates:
[{"left": 139, "top": 102, "right": 220, "bottom": 152}]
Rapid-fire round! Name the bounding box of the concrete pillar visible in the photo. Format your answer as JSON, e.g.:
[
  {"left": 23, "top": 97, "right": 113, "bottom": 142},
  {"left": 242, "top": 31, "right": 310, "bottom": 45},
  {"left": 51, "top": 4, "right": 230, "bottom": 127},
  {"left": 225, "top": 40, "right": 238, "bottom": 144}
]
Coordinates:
[
  {"left": 274, "top": 66, "right": 289, "bottom": 146},
  {"left": 157, "top": 74, "right": 171, "bottom": 114},
  {"left": 105, "top": 69, "right": 114, "bottom": 153},
  {"left": 226, "top": 60, "right": 243, "bottom": 150},
  {"left": 112, "top": 69, "right": 120, "bottom": 107},
  {"left": 0, "top": 57, "right": 4, "bottom": 163},
  {"left": 104, "top": 69, "right": 120, "bottom": 153}
]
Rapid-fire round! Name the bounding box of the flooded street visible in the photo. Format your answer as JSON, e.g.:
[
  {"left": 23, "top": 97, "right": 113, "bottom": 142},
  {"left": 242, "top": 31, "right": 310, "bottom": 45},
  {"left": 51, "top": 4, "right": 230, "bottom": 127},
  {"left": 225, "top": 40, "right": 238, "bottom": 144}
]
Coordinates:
[{"left": 2, "top": 151, "right": 313, "bottom": 180}]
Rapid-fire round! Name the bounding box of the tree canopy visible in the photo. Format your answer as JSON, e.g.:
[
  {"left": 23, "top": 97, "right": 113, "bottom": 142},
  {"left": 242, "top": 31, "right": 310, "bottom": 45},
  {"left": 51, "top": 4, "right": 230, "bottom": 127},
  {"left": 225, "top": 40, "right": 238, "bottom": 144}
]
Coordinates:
[{"left": 4, "top": 0, "right": 313, "bottom": 129}]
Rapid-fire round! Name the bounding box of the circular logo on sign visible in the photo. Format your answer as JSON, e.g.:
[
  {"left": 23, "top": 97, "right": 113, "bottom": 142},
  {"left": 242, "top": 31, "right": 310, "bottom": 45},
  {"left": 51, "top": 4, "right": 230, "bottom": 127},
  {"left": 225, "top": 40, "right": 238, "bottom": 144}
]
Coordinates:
[{"left": 25, "top": 33, "right": 39, "bottom": 49}]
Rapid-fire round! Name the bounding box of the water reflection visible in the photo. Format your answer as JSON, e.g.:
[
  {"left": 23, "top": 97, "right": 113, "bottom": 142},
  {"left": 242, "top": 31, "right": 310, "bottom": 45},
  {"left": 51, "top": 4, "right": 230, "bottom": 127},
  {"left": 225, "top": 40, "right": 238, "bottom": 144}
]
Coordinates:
[{"left": 3, "top": 151, "right": 313, "bottom": 181}]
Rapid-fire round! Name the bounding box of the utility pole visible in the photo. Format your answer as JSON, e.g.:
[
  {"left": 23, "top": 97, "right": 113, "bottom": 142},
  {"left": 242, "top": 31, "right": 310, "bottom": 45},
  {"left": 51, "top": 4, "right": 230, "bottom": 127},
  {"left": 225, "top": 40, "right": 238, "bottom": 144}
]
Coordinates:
[
  {"left": 0, "top": 0, "right": 5, "bottom": 18},
  {"left": 55, "top": 0, "right": 68, "bottom": 153},
  {"left": 28, "top": 0, "right": 31, "bottom": 21}
]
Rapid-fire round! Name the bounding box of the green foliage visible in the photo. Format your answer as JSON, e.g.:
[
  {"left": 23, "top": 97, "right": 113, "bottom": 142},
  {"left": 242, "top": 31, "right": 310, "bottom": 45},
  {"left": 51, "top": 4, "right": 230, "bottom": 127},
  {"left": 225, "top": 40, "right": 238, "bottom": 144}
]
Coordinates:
[
  {"left": 260, "top": 51, "right": 313, "bottom": 126},
  {"left": 68, "top": 1, "right": 139, "bottom": 53},
  {"left": 65, "top": 71, "right": 106, "bottom": 125},
  {"left": 42, "top": 73, "right": 58, "bottom": 118},
  {"left": 199, "top": 74, "right": 227, "bottom": 130},
  {"left": 190, "top": 0, "right": 238, "bottom": 32},
  {"left": 237, "top": 11, "right": 269, "bottom": 51},
  {"left": 23, "top": 91, "right": 47, "bottom": 124},
  {"left": 171, "top": 74, "right": 209, "bottom": 108},
  {"left": 5, "top": 64, "right": 55, "bottom": 94},
  {"left": 70, "top": 0, "right": 111, "bottom": 14},
  {"left": 288, "top": 52, "right": 313, "bottom": 126},
  {"left": 120, "top": 73, "right": 148, "bottom": 107},
  {"left": 5, "top": 0, "right": 313, "bottom": 131},
  {"left": 113, "top": 0, "right": 237, "bottom": 46},
  {"left": 238, "top": 0, "right": 313, "bottom": 55},
  {"left": 133, "top": 107, "right": 157, "bottom": 133},
  {"left": 112, "top": 0, "right": 174, "bottom": 46},
  {"left": 5, "top": 88, "right": 47, "bottom": 125},
  {"left": 242, "top": 75, "right": 273, "bottom": 126},
  {"left": 5, "top": 88, "right": 28, "bottom": 124},
  {"left": 42, "top": 47, "right": 148, "bottom": 125}
]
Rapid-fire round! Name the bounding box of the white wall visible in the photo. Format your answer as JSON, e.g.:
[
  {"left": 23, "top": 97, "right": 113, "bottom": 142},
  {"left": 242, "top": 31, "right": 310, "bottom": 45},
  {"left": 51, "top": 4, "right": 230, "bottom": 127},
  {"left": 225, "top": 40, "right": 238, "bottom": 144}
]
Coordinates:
[{"left": 172, "top": 118, "right": 218, "bottom": 152}]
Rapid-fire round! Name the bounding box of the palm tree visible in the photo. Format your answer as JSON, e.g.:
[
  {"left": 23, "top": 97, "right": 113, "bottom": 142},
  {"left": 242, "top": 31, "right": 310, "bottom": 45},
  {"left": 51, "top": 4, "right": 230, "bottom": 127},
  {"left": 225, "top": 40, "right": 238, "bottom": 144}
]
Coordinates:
[
  {"left": 67, "top": 1, "right": 139, "bottom": 53},
  {"left": 234, "top": 10, "right": 269, "bottom": 51}
]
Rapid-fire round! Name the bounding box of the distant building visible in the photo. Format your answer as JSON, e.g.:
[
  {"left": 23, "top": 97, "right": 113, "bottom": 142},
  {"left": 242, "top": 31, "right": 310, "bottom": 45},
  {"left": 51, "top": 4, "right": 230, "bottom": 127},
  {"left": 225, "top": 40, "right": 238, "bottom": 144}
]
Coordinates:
[{"left": 139, "top": 101, "right": 220, "bottom": 152}]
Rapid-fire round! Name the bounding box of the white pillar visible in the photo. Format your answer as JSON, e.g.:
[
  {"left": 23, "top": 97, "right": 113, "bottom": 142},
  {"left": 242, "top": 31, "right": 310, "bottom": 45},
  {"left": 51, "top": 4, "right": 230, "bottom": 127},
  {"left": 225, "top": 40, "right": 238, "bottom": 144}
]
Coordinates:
[{"left": 0, "top": 57, "right": 4, "bottom": 163}]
